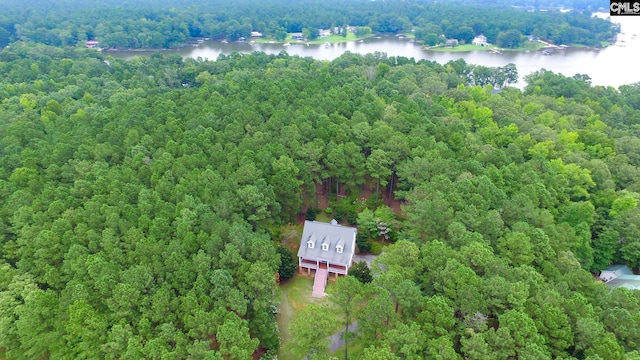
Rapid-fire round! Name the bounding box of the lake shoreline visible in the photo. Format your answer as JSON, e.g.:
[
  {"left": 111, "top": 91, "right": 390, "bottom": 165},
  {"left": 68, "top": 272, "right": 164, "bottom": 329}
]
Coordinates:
[
  {"left": 105, "top": 14, "right": 640, "bottom": 90},
  {"left": 99, "top": 34, "right": 613, "bottom": 55}
]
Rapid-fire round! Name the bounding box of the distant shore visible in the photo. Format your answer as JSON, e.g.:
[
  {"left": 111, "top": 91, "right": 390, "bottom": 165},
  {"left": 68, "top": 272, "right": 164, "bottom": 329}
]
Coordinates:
[{"left": 98, "top": 35, "right": 611, "bottom": 54}]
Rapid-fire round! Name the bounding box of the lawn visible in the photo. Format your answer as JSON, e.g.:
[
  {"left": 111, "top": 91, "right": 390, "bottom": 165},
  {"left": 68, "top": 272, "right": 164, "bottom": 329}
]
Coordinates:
[
  {"left": 520, "top": 41, "right": 547, "bottom": 51},
  {"left": 254, "top": 32, "right": 370, "bottom": 45},
  {"left": 332, "top": 336, "right": 367, "bottom": 359},
  {"left": 427, "top": 44, "right": 493, "bottom": 52},
  {"left": 427, "top": 40, "right": 546, "bottom": 52},
  {"left": 277, "top": 274, "right": 345, "bottom": 360},
  {"left": 315, "top": 211, "right": 332, "bottom": 223}
]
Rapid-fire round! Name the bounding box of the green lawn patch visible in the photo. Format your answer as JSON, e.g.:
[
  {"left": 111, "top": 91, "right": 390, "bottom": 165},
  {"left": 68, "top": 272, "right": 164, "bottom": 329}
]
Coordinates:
[
  {"left": 276, "top": 274, "right": 344, "bottom": 360},
  {"left": 277, "top": 274, "right": 345, "bottom": 360},
  {"left": 308, "top": 34, "right": 358, "bottom": 44},
  {"left": 520, "top": 40, "right": 546, "bottom": 51},
  {"left": 315, "top": 211, "right": 332, "bottom": 223},
  {"left": 427, "top": 44, "right": 491, "bottom": 52},
  {"left": 277, "top": 274, "right": 320, "bottom": 360},
  {"left": 332, "top": 336, "right": 366, "bottom": 358},
  {"left": 427, "top": 40, "right": 545, "bottom": 52},
  {"left": 254, "top": 33, "right": 370, "bottom": 45}
]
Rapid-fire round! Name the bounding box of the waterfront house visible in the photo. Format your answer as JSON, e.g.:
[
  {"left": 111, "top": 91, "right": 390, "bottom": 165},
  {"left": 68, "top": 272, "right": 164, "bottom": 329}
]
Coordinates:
[
  {"left": 472, "top": 35, "right": 488, "bottom": 46},
  {"left": 445, "top": 39, "right": 459, "bottom": 47}
]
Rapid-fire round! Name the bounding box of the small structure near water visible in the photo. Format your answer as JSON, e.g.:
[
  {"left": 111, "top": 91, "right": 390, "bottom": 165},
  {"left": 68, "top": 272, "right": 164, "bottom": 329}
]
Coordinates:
[{"left": 445, "top": 39, "right": 459, "bottom": 47}]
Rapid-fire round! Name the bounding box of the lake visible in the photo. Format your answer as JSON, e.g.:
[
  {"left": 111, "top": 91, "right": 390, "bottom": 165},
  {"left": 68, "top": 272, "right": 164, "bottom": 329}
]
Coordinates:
[{"left": 109, "top": 13, "right": 640, "bottom": 89}]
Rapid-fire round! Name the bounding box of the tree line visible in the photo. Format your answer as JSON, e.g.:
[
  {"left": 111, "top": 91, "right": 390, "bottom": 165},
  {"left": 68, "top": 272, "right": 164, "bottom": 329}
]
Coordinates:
[{"left": 0, "top": 0, "right": 617, "bottom": 49}]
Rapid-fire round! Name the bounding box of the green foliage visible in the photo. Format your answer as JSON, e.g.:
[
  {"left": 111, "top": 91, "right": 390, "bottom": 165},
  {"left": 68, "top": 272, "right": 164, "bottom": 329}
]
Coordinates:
[
  {"left": 356, "top": 232, "right": 373, "bottom": 253},
  {"left": 370, "top": 242, "right": 383, "bottom": 255},
  {"left": 288, "top": 304, "right": 334, "bottom": 359},
  {"left": 348, "top": 261, "right": 373, "bottom": 284},
  {"left": 0, "top": 41, "right": 639, "bottom": 360},
  {"left": 277, "top": 246, "right": 297, "bottom": 281},
  {"left": 305, "top": 207, "right": 318, "bottom": 221},
  {"left": 0, "top": 0, "right": 616, "bottom": 51},
  {"left": 354, "top": 27, "right": 373, "bottom": 38}
]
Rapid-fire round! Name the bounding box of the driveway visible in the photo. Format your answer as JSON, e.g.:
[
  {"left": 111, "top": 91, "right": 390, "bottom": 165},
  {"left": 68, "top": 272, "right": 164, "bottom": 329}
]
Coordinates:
[
  {"left": 352, "top": 253, "right": 379, "bottom": 267},
  {"left": 329, "top": 322, "right": 359, "bottom": 353}
]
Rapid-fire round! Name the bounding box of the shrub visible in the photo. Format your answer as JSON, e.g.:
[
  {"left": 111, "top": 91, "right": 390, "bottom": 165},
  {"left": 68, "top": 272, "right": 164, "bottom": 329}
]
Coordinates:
[
  {"left": 348, "top": 261, "right": 373, "bottom": 283},
  {"left": 370, "top": 242, "right": 383, "bottom": 255},
  {"left": 356, "top": 232, "right": 372, "bottom": 253},
  {"left": 334, "top": 206, "right": 347, "bottom": 223},
  {"left": 346, "top": 209, "right": 358, "bottom": 225},
  {"left": 277, "top": 246, "right": 297, "bottom": 281},
  {"left": 305, "top": 207, "right": 317, "bottom": 221}
]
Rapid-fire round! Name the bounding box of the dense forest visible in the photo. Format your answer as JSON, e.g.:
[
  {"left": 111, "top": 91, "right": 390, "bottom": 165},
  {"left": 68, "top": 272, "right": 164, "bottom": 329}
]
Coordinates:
[
  {"left": 454, "top": 0, "right": 605, "bottom": 12},
  {"left": 0, "top": 41, "right": 640, "bottom": 358},
  {"left": 0, "top": 0, "right": 617, "bottom": 49}
]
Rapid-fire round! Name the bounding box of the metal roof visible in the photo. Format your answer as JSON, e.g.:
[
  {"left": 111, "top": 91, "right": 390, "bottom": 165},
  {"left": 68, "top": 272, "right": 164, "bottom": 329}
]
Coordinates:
[{"left": 297, "top": 220, "right": 357, "bottom": 266}]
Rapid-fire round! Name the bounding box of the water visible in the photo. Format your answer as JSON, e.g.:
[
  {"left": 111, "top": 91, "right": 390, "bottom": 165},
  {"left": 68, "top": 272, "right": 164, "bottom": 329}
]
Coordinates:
[{"left": 109, "top": 13, "right": 640, "bottom": 88}]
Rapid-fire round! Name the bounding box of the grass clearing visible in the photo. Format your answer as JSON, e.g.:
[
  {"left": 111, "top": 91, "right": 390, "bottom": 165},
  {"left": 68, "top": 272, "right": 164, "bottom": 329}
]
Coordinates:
[
  {"left": 332, "top": 336, "right": 367, "bottom": 358},
  {"left": 277, "top": 274, "right": 321, "bottom": 360},
  {"left": 254, "top": 32, "right": 370, "bottom": 45},
  {"left": 520, "top": 41, "right": 547, "bottom": 51},
  {"left": 427, "top": 44, "right": 489, "bottom": 52},
  {"left": 427, "top": 40, "right": 546, "bottom": 52},
  {"left": 277, "top": 274, "right": 345, "bottom": 360},
  {"left": 315, "top": 211, "right": 332, "bottom": 223}
]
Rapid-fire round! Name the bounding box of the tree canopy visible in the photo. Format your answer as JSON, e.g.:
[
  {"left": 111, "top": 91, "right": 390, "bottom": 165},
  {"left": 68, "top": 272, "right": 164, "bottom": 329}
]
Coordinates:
[
  {"left": 0, "top": 0, "right": 617, "bottom": 48},
  {"left": 0, "top": 41, "right": 639, "bottom": 358}
]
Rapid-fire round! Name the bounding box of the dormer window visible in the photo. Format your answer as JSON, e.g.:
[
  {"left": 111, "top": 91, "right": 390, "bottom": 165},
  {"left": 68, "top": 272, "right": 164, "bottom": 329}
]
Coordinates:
[
  {"left": 336, "top": 237, "right": 345, "bottom": 254},
  {"left": 321, "top": 235, "right": 330, "bottom": 251},
  {"left": 307, "top": 233, "right": 316, "bottom": 248}
]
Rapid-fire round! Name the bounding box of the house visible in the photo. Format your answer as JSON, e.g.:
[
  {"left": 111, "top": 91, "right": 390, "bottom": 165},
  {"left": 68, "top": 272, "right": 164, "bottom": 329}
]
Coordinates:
[
  {"left": 251, "top": 31, "right": 263, "bottom": 38},
  {"left": 445, "top": 39, "right": 459, "bottom": 47},
  {"left": 472, "top": 35, "right": 488, "bottom": 46},
  {"left": 86, "top": 40, "right": 99, "bottom": 48},
  {"left": 297, "top": 220, "right": 357, "bottom": 297},
  {"left": 319, "top": 29, "right": 331, "bottom": 38},
  {"left": 291, "top": 33, "right": 304, "bottom": 41},
  {"left": 600, "top": 265, "right": 640, "bottom": 290}
]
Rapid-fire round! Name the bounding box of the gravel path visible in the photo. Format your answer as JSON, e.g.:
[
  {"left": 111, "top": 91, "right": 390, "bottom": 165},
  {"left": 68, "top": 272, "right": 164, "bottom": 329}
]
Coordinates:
[
  {"left": 329, "top": 322, "right": 359, "bottom": 353},
  {"left": 352, "top": 253, "right": 379, "bottom": 267}
]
